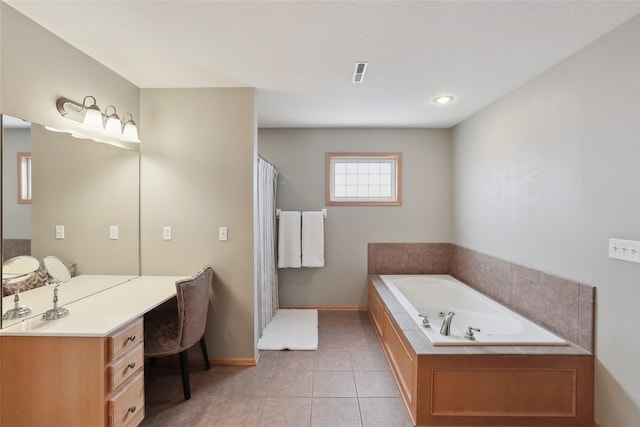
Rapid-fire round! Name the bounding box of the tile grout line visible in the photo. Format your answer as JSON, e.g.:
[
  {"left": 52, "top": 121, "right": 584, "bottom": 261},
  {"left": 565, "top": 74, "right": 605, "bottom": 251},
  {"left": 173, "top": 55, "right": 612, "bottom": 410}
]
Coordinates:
[
  {"left": 352, "top": 367, "right": 366, "bottom": 426},
  {"left": 254, "top": 397, "right": 267, "bottom": 427},
  {"left": 199, "top": 395, "right": 221, "bottom": 427}
]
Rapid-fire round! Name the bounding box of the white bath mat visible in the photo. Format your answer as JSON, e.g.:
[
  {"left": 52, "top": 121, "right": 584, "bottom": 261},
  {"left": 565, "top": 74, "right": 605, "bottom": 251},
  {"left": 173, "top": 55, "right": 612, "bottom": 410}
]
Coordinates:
[{"left": 258, "top": 309, "right": 318, "bottom": 351}]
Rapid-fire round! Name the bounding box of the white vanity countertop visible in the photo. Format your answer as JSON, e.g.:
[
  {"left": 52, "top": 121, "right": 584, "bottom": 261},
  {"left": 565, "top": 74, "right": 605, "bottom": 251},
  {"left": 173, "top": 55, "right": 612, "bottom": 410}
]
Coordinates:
[
  {"left": 2, "top": 274, "right": 137, "bottom": 329},
  {"left": 0, "top": 275, "right": 186, "bottom": 337}
]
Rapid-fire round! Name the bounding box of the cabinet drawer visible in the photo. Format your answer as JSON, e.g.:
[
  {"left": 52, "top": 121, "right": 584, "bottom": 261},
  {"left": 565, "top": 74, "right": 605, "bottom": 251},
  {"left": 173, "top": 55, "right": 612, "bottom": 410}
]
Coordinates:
[
  {"left": 109, "top": 372, "right": 144, "bottom": 427},
  {"left": 109, "top": 318, "right": 143, "bottom": 362},
  {"left": 109, "top": 342, "right": 144, "bottom": 391}
]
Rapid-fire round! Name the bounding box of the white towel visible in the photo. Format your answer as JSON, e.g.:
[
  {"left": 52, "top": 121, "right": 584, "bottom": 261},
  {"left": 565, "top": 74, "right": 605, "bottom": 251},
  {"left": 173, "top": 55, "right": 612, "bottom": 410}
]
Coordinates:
[
  {"left": 278, "top": 211, "right": 301, "bottom": 268},
  {"left": 302, "top": 211, "right": 325, "bottom": 267}
]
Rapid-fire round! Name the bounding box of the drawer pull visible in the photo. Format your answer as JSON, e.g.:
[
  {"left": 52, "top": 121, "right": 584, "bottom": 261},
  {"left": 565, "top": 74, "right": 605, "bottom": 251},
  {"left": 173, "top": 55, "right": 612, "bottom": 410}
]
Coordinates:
[
  {"left": 128, "top": 406, "right": 137, "bottom": 414},
  {"left": 127, "top": 335, "right": 136, "bottom": 342},
  {"left": 127, "top": 362, "right": 136, "bottom": 369}
]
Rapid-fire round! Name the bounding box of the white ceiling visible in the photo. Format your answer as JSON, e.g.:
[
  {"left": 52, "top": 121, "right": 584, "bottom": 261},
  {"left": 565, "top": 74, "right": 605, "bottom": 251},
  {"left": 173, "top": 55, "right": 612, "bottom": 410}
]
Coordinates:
[{"left": 6, "top": 0, "right": 640, "bottom": 128}]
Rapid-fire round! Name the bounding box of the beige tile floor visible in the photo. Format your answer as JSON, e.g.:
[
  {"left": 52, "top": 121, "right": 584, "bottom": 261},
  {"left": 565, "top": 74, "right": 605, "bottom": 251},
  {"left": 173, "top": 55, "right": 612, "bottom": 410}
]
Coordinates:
[{"left": 140, "top": 310, "right": 413, "bottom": 427}]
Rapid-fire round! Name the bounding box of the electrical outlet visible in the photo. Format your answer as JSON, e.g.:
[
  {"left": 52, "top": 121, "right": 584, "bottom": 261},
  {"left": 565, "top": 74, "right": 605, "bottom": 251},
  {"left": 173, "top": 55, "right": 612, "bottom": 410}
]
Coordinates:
[
  {"left": 608, "top": 238, "right": 640, "bottom": 263},
  {"left": 163, "top": 226, "right": 172, "bottom": 241},
  {"left": 109, "top": 226, "right": 119, "bottom": 240},
  {"left": 55, "top": 225, "right": 65, "bottom": 239},
  {"left": 219, "top": 226, "right": 228, "bottom": 241}
]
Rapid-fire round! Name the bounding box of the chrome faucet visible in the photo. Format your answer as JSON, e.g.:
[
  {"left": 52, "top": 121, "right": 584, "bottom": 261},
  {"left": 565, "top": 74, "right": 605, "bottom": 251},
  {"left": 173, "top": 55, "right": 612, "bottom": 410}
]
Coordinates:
[
  {"left": 439, "top": 312, "right": 455, "bottom": 336},
  {"left": 418, "top": 314, "right": 431, "bottom": 328}
]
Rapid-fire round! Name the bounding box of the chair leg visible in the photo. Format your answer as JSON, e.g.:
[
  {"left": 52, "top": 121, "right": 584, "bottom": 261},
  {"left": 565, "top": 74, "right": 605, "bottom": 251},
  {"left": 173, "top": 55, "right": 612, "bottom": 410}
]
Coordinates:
[
  {"left": 179, "top": 350, "right": 191, "bottom": 400},
  {"left": 200, "top": 336, "right": 211, "bottom": 370}
]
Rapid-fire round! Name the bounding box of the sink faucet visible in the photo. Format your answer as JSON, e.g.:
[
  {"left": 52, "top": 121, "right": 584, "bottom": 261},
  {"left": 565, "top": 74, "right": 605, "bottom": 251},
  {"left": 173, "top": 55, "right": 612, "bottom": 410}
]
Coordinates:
[{"left": 439, "top": 312, "right": 455, "bottom": 336}]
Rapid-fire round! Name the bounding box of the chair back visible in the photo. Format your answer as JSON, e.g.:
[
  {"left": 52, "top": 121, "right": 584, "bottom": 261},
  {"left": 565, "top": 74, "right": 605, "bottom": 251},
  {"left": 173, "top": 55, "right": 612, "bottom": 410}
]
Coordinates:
[{"left": 176, "top": 266, "right": 213, "bottom": 350}]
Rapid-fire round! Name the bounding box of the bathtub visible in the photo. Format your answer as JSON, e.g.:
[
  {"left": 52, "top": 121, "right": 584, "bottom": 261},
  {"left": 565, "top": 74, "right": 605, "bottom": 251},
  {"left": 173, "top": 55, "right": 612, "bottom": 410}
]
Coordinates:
[{"left": 380, "top": 274, "right": 566, "bottom": 346}]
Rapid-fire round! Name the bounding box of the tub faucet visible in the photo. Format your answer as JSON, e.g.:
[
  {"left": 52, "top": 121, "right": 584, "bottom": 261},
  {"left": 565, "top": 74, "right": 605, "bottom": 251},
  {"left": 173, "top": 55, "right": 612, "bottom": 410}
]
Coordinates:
[
  {"left": 439, "top": 312, "right": 455, "bottom": 336},
  {"left": 418, "top": 314, "right": 431, "bottom": 328}
]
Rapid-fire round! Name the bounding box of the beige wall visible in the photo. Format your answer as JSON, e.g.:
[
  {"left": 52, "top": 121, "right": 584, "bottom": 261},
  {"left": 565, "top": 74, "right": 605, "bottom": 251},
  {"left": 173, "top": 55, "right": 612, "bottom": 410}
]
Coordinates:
[
  {"left": 140, "top": 88, "right": 257, "bottom": 360},
  {"left": 259, "top": 128, "right": 452, "bottom": 307},
  {"left": 452, "top": 16, "right": 640, "bottom": 427},
  {"left": 31, "top": 124, "right": 139, "bottom": 274}
]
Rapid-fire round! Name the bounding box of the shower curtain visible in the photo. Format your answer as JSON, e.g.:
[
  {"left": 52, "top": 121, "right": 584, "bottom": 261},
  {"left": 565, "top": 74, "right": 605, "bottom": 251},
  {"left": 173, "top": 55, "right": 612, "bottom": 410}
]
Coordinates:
[{"left": 256, "top": 156, "right": 279, "bottom": 337}]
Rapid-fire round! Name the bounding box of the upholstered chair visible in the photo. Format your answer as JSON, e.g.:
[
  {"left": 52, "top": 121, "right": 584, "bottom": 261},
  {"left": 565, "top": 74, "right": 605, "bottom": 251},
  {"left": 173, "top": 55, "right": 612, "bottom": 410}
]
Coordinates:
[{"left": 143, "top": 266, "right": 213, "bottom": 400}]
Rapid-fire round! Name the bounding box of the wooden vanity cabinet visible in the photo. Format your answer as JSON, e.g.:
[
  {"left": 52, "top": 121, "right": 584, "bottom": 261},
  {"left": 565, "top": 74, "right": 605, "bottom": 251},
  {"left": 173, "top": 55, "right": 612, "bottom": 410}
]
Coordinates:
[
  {"left": 0, "top": 317, "right": 145, "bottom": 427},
  {"left": 107, "top": 318, "right": 145, "bottom": 427}
]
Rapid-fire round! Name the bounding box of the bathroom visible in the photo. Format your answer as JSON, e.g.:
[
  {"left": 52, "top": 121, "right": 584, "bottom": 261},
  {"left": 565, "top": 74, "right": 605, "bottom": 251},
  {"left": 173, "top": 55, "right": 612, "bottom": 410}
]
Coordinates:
[{"left": 1, "top": 2, "right": 639, "bottom": 427}]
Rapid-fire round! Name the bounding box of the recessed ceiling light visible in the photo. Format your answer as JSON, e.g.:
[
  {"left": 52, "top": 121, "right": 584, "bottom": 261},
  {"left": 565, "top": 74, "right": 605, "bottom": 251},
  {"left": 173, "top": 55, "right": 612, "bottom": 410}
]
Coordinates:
[{"left": 432, "top": 95, "right": 455, "bottom": 104}]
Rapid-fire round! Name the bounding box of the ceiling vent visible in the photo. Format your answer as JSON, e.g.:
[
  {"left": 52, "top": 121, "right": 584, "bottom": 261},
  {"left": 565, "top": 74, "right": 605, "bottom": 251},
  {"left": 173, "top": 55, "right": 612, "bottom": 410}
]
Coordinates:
[{"left": 352, "top": 62, "right": 368, "bottom": 83}]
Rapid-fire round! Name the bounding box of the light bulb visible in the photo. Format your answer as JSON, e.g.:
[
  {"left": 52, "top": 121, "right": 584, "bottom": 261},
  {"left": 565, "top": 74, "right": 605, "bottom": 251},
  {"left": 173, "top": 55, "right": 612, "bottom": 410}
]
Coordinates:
[
  {"left": 81, "top": 104, "right": 104, "bottom": 130},
  {"left": 104, "top": 115, "right": 122, "bottom": 136},
  {"left": 122, "top": 117, "right": 140, "bottom": 143}
]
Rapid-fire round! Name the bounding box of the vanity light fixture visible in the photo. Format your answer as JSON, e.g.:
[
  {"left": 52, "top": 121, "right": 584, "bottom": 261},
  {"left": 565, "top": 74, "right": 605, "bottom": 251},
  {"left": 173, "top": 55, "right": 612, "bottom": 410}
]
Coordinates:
[
  {"left": 43, "top": 126, "right": 66, "bottom": 133},
  {"left": 103, "top": 105, "right": 122, "bottom": 136},
  {"left": 71, "top": 132, "right": 91, "bottom": 140},
  {"left": 56, "top": 95, "right": 141, "bottom": 144},
  {"left": 80, "top": 96, "right": 104, "bottom": 130},
  {"left": 432, "top": 95, "right": 455, "bottom": 104},
  {"left": 121, "top": 112, "right": 140, "bottom": 143}
]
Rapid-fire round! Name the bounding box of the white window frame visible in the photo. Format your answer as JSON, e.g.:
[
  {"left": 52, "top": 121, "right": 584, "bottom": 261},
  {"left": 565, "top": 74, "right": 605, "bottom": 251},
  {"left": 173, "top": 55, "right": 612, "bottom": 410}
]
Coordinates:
[{"left": 325, "top": 152, "right": 402, "bottom": 206}]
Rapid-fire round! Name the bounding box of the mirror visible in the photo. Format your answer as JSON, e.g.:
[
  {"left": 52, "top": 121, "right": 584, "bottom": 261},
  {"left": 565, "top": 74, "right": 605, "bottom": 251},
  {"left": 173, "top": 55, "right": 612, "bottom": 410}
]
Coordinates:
[
  {"left": 1, "top": 114, "right": 140, "bottom": 327},
  {"left": 2, "top": 255, "right": 40, "bottom": 320},
  {"left": 43, "top": 255, "right": 71, "bottom": 283},
  {"left": 41, "top": 256, "right": 71, "bottom": 321}
]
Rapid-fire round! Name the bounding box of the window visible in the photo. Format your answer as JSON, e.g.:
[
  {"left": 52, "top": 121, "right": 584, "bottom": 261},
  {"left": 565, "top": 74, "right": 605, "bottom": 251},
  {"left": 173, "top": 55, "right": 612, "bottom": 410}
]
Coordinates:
[
  {"left": 18, "top": 152, "right": 32, "bottom": 204},
  {"left": 326, "top": 152, "right": 402, "bottom": 206}
]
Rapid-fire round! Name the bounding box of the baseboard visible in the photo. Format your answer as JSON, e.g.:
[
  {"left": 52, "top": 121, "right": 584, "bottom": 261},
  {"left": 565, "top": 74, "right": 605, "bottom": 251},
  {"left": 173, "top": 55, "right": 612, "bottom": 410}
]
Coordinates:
[
  {"left": 279, "top": 305, "right": 367, "bottom": 311},
  {"left": 210, "top": 357, "right": 257, "bottom": 366},
  {"left": 146, "top": 355, "right": 257, "bottom": 368}
]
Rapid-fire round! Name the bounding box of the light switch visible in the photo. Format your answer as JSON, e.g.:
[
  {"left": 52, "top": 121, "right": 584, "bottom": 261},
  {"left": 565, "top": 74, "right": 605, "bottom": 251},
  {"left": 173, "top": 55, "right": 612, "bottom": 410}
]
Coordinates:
[
  {"left": 609, "top": 238, "right": 640, "bottom": 263},
  {"left": 163, "top": 226, "right": 172, "bottom": 241},
  {"left": 109, "top": 226, "right": 119, "bottom": 240},
  {"left": 55, "top": 225, "right": 65, "bottom": 240},
  {"left": 219, "top": 226, "right": 228, "bottom": 241}
]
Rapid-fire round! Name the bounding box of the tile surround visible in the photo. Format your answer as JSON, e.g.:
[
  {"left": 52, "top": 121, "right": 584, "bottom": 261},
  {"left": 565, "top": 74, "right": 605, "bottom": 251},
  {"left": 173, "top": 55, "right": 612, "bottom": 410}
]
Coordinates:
[
  {"left": 368, "top": 243, "right": 595, "bottom": 352},
  {"left": 2, "top": 238, "right": 31, "bottom": 261},
  {"left": 368, "top": 243, "right": 451, "bottom": 275}
]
